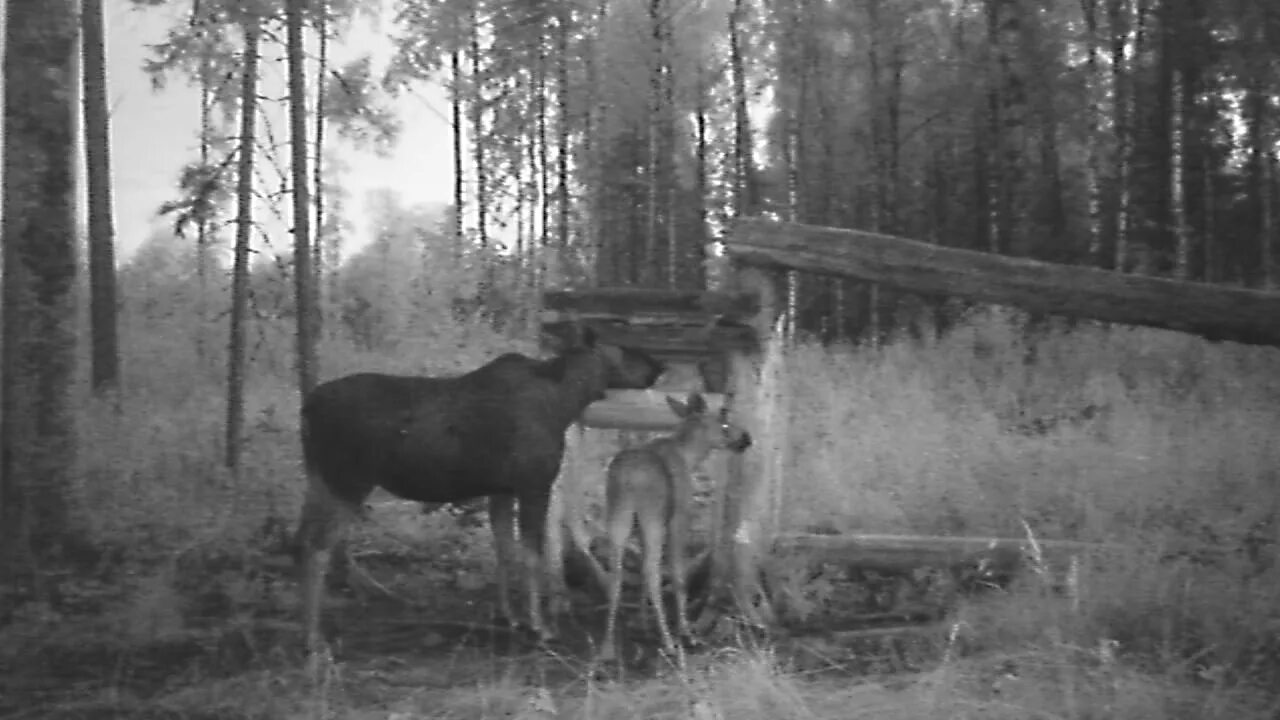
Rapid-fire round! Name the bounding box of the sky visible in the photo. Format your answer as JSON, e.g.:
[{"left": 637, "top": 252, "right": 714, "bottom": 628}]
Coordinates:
[{"left": 103, "top": 0, "right": 455, "bottom": 264}]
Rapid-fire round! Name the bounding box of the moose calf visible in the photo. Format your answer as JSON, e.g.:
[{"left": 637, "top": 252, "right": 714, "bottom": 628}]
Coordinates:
[{"left": 599, "top": 392, "right": 752, "bottom": 661}]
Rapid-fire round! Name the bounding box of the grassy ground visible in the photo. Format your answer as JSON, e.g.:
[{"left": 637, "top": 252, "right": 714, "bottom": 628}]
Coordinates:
[{"left": 2, "top": 304, "right": 1278, "bottom": 719}]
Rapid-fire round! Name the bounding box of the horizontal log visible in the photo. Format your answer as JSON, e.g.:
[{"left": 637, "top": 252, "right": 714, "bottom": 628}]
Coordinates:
[
  {"left": 726, "top": 217, "right": 1280, "bottom": 348},
  {"left": 581, "top": 390, "right": 727, "bottom": 431},
  {"left": 772, "top": 532, "right": 1118, "bottom": 571},
  {"left": 542, "top": 319, "right": 758, "bottom": 355},
  {"left": 543, "top": 287, "right": 760, "bottom": 321},
  {"left": 786, "top": 621, "right": 953, "bottom": 643}
]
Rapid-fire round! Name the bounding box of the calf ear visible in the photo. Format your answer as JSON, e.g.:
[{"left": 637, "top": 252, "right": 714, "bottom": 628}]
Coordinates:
[{"left": 666, "top": 395, "right": 690, "bottom": 418}]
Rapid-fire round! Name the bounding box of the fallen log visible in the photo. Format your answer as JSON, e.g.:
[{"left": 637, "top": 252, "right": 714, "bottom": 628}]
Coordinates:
[
  {"left": 772, "top": 532, "right": 1119, "bottom": 572},
  {"left": 727, "top": 218, "right": 1280, "bottom": 348}
]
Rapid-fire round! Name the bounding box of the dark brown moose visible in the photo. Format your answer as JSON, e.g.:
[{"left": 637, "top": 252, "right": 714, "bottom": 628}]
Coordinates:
[{"left": 294, "top": 327, "right": 663, "bottom": 650}]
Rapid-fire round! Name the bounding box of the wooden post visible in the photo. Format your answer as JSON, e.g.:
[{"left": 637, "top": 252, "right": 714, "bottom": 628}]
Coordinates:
[{"left": 698, "top": 264, "right": 780, "bottom": 633}]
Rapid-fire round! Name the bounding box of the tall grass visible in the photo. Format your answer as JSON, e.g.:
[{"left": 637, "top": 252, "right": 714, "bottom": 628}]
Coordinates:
[{"left": 45, "top": 299, "right": 1280, "bottom": 717}]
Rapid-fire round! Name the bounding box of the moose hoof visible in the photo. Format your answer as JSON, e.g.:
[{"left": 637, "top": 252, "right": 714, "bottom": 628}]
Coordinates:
[
  {"left": 678, "top": 632, "right": 703, "bottom": 651},
  {"left": 533, "top": 625, "right": 559, "bottom": 646},
  {"left": 657, "top": 644, "right": 686, "bottom": 666}
]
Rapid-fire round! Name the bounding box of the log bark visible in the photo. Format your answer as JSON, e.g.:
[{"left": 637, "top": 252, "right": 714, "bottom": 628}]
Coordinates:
[
  {"left": 728, "top": 218, "right": 1280, "bottom": 347},
  {"left": 542, "top": 288, "right": 759, "bottom": 320},
  {"left": 772, "top": 532, "right": 1116, "bottom": 570},
  {"left": 580, "top": 390, "right": 728, "bottom": 431}
]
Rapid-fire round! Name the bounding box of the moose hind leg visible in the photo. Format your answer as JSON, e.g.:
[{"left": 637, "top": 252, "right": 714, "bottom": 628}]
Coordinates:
[
  {"left": 488, "top": 495, "right": 519, "bottom": 627},
  {"left": 517, "top": 490, "right": 556, "bottom": 643},
  {"left": 295, "top": 476, "right": 356, "bottom": 652}
]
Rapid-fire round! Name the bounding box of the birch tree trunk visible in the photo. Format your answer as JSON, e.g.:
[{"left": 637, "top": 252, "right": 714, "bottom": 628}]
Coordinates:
[{"left": 287, "top": 0, "right": 318, "bottom": 396}]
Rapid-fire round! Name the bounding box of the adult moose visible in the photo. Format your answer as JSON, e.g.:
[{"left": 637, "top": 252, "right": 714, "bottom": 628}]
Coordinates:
[{"left": 294, "top": 326, "right": 663, "bottom": 651}]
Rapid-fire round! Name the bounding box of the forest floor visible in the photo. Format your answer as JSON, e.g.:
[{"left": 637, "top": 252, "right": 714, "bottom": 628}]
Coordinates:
[{"left": 2, "top": 530, "right": 1275, "bottom": 720}]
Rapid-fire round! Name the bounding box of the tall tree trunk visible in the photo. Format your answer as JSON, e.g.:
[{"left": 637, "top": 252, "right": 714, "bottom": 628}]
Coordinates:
[
  {"left": 1171, "top": 69, "right": 1189, "bottom": 280},
  {"left": 729, "top": 0, "right": 758, "bottom": 217},
  {"left": 226, "top": 16, "right": 260, "bottom": 472},
  {"left": 555, "top": 12, "right": 571, "bottom": 252},
  {"left": 82, "top": 0, "right": 120, "bottom": 393},
  {"left": 537, "top": 36, "right": 550, "bottom": 254},
  {"left": 866, "top": 0, "right": 886, "bottom": 229},
  {"left": 469, "top": 10, "right": 489, "bottom": 277},
  {"left": 982, "top": 0, "right": 1001, "bottom": 253},
  {"left": 784, "top": 108, "right": 801, "bottom": 335},
  {"left": 695, "top": 66, "right": 709, "bottom": 288},
  {"left": 588, "top": 0, "right": 612, "bottom": 284},
  {"left": 1108, "top": 0, "right": 1130, "bottom": 272},
  {"left": 644, "top": 0, "right": 663, "bottom": 286},
  {"left": 1203, "top": 152, "right": 1218, "bottom": 281},
  {"left": 196, "top": 31, "right": 213, "bottom": 358},
  {"left": 287, "top": 0, "right": 317, "bottom": 396},
  {"left": 977, "top": 0, "right": 1018, "bottom": 254},
  {"left": 1265, "top": 153, "right": 1276, "bottom": 290},
  {"left": 515, "top": 91, "right": 527, "bottom": 279},
  {"left": 1081, "top": 0, "right": 1103, "bottom": 265},
  {"left": 516, "top": 70, "right": 529, "bottom": 283},
  {"left": 1, "top": 0, "right": 81, "bottom": 577},
  {"left": 996, "top": 0, "right": 1021, "bottom": 255},
  {"left": 662, "top": 13, "right": 678, "bottom": 288},
  {"left": 312, "top": 1, "right": 328, "bottom": 330},
  {"left": 1246, "top": 22, "right": 1270, "bottom": 288},
  {"left": 864, "top": 0, "right": 885, "bottom": 342},
  {"left": 451, "top": 46, "right": 465, "bottom": 259}
]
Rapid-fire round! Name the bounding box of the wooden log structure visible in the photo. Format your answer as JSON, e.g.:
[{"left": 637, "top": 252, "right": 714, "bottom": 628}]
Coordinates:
[
  {"left": 544, "top": 211, "right": 1280, "bottom": 632},
  {"left": 538, "top": 286, "right": 765, "bottom": 614},
  {"left": 727, "top": 217, "right": 1280, "bottom": 348},
  {"left": 770, "top": 532, "right": 1115, "bottom": 596}
]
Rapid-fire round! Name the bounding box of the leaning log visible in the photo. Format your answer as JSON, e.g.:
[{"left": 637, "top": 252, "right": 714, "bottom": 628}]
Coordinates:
[{"left": 726, "top": 218, "right": 1280, "bottom": 348}]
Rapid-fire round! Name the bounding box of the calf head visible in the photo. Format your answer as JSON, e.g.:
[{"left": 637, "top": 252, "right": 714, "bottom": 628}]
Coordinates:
[{"left": 668, "top": 392, "right": 753, "bottom": 453}]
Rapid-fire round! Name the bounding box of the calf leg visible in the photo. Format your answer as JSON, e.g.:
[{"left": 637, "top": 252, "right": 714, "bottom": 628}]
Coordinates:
[
  {"left": 638, "top": 513, "right": 678, "bottom": 656},
  {"left": 600, "top": 500, "right": 634, "bottom": 662},
  {"left": 667, "top": 506, "right": 695, "bottom": 647},
  {"left": 488, "top": 495, "right": 519, "bottom": 627}
]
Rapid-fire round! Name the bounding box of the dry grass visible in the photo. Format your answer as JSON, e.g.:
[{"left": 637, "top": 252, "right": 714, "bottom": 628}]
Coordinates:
[{"left": 8, "top": 300, "right": 1280, "bottom": 719}]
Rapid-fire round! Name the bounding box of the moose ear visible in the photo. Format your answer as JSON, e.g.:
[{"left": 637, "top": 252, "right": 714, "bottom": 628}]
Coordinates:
[{"left": 666, "top": 395, "right": 690, "bottom": 418}]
